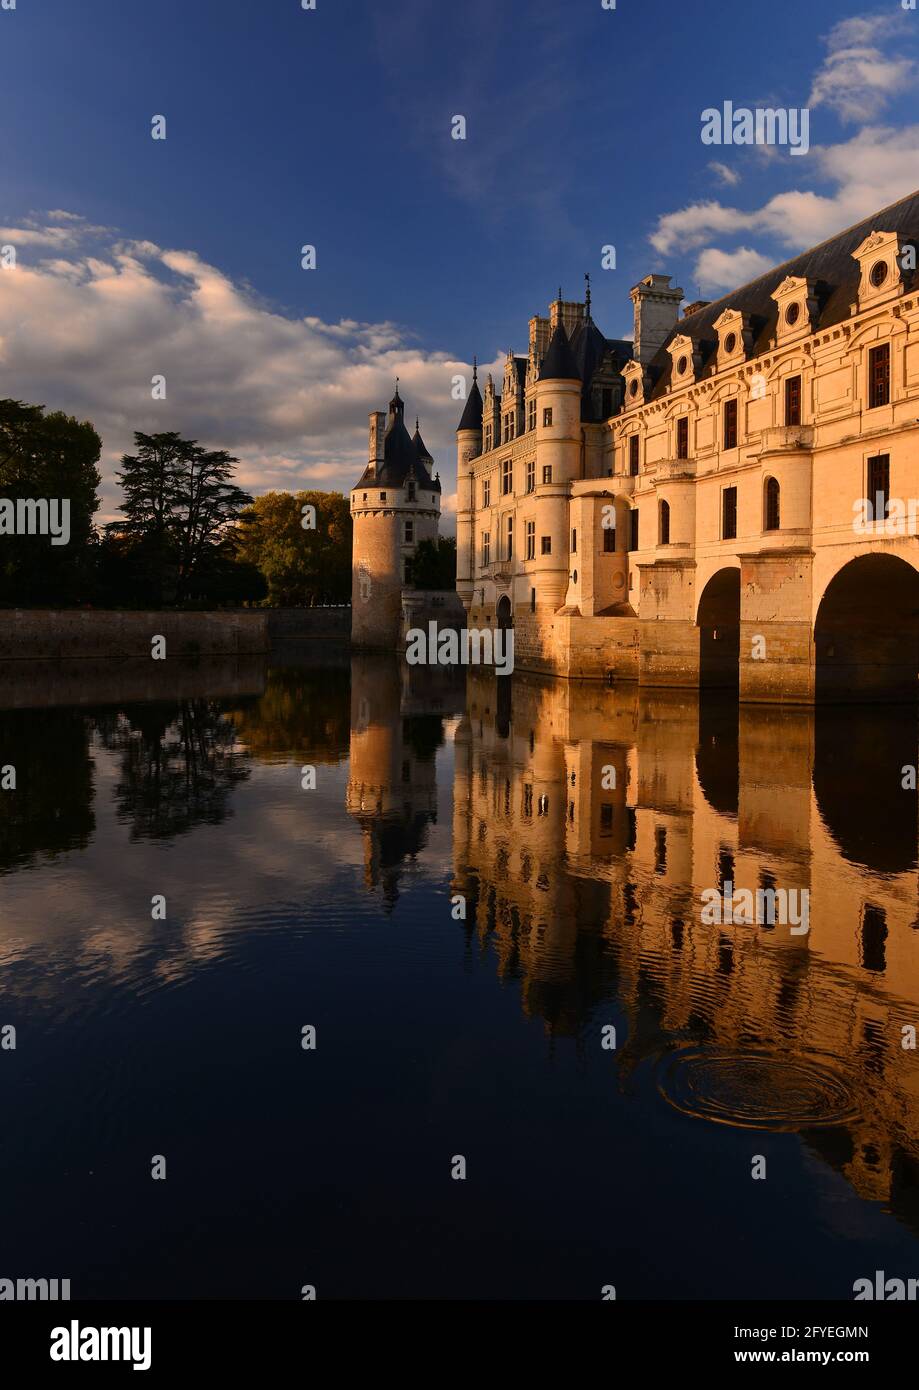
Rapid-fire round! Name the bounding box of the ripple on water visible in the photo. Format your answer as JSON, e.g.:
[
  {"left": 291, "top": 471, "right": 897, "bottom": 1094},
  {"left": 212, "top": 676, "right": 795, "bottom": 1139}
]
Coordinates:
[{"left": 657, "top": 1047, "right": 859, "bottom": 1132}]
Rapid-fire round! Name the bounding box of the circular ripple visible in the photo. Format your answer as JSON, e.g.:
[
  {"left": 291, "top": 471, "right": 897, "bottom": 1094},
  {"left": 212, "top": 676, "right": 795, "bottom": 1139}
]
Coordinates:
[{"left": 657, "top": 1048, "right": 858, "bottom": 1132}]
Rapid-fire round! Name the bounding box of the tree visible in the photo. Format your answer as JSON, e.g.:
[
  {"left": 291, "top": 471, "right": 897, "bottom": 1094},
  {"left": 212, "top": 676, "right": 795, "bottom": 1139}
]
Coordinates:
[
  {"left": 235, "top": 490, "right": 352, "bottom": 606},
  {"left": 411, "top": 535, "right": 456, "bottom": 590},
  {"left": 0, "top": 398, "right": 102, "bottom": 604},
  {"left": 171, "top": 447, "right": 254, "bottom": 601},
  {"left": 108, "top": 432, "right": 253, "bottom": 603}
]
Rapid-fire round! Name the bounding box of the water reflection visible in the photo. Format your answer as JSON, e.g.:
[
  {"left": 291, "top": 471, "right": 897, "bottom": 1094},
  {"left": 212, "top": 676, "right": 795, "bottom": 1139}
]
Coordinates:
[
  {"left": 2, "top": 652, "right": 919, "bottom": 1295},
  {"left": 448, "top": 669, "right": 919, "bottom": 1224},
  {"left": 0, "top": 708, "right": 94, "bottom": 872}
]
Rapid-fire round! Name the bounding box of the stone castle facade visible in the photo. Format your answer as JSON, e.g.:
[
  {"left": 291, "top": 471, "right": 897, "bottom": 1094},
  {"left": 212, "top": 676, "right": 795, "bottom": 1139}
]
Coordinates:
[{"left": 452, "top": 189, "right": 919, "bottom": 702}]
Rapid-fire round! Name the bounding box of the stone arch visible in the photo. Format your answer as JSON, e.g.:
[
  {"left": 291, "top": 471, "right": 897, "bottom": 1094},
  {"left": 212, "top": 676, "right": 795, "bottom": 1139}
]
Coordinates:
[
  {"left": 496, "top": 594, "right": 513, "bottom": 630},
  {"left": 814, "top": 552, "right": 919, "bottom": 702},
  {"left": 697, "top": 567, "right": 741, "bottom": 690}
]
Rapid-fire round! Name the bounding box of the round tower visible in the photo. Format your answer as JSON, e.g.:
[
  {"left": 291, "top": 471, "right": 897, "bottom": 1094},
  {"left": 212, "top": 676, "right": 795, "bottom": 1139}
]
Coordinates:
[
  {"left": 534, "top": 323, "right": 582, "bottom": 613},
  {"left": 455, "top": 360, "right": 482, "bottom": 614},
  {"left": 351, "top": 387, "right": 441, "bottom": 649}
]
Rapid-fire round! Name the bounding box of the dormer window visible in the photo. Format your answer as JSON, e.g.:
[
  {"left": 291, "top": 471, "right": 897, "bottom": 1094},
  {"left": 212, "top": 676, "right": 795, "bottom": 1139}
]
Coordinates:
[
  {"left": 406, "top": 479, "right": 416, "bottom": 501},
  {"left": 629, "top": 379, "right": 639, "bottom": 397},
  {"left": 852, "top": 230, "right": 905, "bottom": 308},
  {"left": 713, "top": 308, "right": 751, "bottom": 365},
  {"left": 666, "top": 334, "right": 699, "bottom": 388},
  {"left": 771, "top": 276, "right": 817, "bottom": 342}
]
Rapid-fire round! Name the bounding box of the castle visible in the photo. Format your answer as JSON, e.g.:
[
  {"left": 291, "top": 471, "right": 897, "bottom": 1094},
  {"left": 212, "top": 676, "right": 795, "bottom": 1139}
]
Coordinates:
[{"left": 354, "top": 189, "right": 919, "bottom": 702}]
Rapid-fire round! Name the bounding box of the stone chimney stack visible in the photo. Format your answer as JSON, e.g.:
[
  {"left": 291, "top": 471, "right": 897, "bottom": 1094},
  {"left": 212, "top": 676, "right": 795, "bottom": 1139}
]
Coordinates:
[
  {"left": 367, "top": 410, "right": 385, "bottom": 474},
  {"left": 630, "top": 274, "right": 684, "bottom": 363}
]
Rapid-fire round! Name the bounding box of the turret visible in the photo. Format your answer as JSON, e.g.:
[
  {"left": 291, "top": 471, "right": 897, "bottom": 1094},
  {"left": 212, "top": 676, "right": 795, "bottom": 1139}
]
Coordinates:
[
  {"left": 351, "top": 384, "right": 442, "bottom": 649},
  {"left": 455, "top": 359, "right": 482, "bottom": 611},
  {"left": 535, "top": 322, "right": 582, "bottom": 613}
]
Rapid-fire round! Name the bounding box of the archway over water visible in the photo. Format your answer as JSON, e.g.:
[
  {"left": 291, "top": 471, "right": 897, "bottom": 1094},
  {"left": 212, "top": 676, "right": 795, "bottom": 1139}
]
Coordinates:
[
  {"left": 815, "top": 554, "right": 919, "bottom": 703},
  {"left": 697, "top": 568, "right": 740, "bottom": 692}
]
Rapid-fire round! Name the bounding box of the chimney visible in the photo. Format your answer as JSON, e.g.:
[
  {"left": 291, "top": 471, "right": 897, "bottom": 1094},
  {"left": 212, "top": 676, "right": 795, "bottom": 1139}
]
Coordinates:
[
  {"left": 549, "top": 296, "right": 585, "bottom": 338},
  {"left": 630, "top": 274, "right": 684, "bottom": 363},
  {"left": 683, "top": 299, "right": 711, "bottom": 318},
  {"left": 368, "top": 411, "right": 385, "bottom": 474}
]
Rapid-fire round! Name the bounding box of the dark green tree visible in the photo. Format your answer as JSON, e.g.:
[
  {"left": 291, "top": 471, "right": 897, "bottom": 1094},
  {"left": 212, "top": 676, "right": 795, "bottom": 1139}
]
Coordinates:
[
  {"left": 108, "top": 432, "right": 253, "bottom": 604},
  {"left": 0, "top": 398, "right": 102, "bottom": 604},
  {"left": 411, "top": 535, "right": 456, "bottom": 590}
]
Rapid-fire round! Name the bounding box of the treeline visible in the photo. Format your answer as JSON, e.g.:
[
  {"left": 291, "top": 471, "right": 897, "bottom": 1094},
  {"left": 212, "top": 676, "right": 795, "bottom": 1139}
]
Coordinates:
[{"left": 0, "top": 399, "right": 353, "bottom": 608}]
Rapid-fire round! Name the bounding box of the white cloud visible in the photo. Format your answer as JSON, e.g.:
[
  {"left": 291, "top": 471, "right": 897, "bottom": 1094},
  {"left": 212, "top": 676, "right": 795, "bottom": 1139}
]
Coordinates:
[
  {"left": 809, "top": 49, "right": 914, "bottom": 124},
  {"left": 809, "top": 13, "right": 915, "bottom": 123},
  {"left": 650, "top": 125, "right": 919, "bottom": 258},
  {"left": 0, "top": 215, "right": 479, "bottom": 522},
  {"left": 694, "top": 246, "right": 773, "bottom": 293},
  {"left": 709, "top": 161, "right": 741, "bottom": 187}
]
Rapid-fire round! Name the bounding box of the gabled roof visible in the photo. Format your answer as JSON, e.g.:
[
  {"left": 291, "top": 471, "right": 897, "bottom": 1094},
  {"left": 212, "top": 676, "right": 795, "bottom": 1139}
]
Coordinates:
[{"left": 645, "top": 186, "right": 919, "bottom": 400}]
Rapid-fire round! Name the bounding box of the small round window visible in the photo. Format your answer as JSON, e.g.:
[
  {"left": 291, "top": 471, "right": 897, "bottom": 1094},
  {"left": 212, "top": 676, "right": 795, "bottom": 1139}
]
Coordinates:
[
  {"left": 870, "top": 260, "right": 888, "bottom": 288},
  {"left": 785, "top": 302, "right": 800, "bottom": 326},
  {"left": 629, "top": 379, "right": 639, "bottom": 397},
  {"left": 724, "top": 332, "right": 737, "bottom": 354},
  {"left": 572, "top": 570, "right": 578, "bottom": 585},
  {"left": 677, "top": 355, "right": 688, "bottom": 375}
]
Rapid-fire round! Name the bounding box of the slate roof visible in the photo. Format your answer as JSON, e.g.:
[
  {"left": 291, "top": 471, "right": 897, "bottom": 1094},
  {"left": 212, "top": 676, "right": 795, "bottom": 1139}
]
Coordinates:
[
  {"left": 644, "top": 186, "right": 919, "bottom": 400},
  {"left": 456, "top": 375, "right": 483, "bottom": 432},
  {"left": 539, "top": 322, "right": 580, "bottom": 380},
  {"left": 356, "top": 390, "right": 440, "bottom": 491}
]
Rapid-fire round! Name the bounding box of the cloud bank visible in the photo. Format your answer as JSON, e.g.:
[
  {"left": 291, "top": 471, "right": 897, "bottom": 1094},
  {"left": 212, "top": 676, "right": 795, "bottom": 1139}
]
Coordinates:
[{"left": 0, "top": 216, "right": 487, "bottom": 521}]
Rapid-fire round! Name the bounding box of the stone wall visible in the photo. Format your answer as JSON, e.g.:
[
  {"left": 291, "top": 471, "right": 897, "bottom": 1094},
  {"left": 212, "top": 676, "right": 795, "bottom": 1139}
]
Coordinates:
[
  {"left": 0, "top": 609, "right": 269, "bottom": 661},
  {"left": 266, "top": 607, "right": 350, "bottom": 638}
]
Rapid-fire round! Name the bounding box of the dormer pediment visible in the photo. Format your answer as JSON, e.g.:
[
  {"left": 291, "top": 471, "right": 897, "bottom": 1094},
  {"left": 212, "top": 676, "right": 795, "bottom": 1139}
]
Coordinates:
[
  {"left": 666, "top": 333, "right": 701, "bottom": 387},
  {"left": 712, "top": 307, "right": 753, "bottom": 364},
  {"left": 622, "top": 358, "right": 650, "bottom": 408},
  {"left": 770, "top": 275, "right": 818, "bottom": 341},
  {"left": 851, "top": 228, "right": 908, "bottom": 308}
]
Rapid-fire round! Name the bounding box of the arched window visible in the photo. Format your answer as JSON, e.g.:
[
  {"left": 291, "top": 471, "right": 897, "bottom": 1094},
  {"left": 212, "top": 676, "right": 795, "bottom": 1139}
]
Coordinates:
[
  {"left": 658, "top": 499, "right": 671, "bottom": 545},
  {"left": 764, "top": 477, "right": 780, "bottom": 532}
]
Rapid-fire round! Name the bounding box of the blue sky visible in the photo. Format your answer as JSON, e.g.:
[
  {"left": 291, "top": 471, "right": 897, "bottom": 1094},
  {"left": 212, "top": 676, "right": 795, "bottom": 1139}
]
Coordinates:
[{"left": 1, "top": 0, "right": 918, "bottom": 515}]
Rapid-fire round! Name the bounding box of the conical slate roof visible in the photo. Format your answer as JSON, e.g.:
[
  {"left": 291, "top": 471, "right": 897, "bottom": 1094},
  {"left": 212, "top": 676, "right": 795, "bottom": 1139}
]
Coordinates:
[
  {"left": 355, "top": 391, "right": 440, "bottom": 491},
  {"left": 456, "top": 376, "right": 483, "bottom": 432},
  {"left": 539, "top": 323, "right": 580, "bottom": 380},
  {"left": 412, "top": 419, "right": 433, "bottom": 462}
]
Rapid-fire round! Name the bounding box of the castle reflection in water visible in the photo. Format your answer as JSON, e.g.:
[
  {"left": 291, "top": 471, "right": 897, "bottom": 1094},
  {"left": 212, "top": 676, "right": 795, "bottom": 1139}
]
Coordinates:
[
  {"left": 347, "top": 653, "right": 919, "bottom": 1229},
  {"left": 2, "top": 649, "right": 919, "bottom": 1293}
]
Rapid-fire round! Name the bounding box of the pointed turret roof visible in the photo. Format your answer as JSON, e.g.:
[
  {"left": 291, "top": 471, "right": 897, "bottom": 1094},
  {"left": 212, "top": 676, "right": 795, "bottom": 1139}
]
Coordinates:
[
  {"left": 412, "top": 418, "right": 433, "bottom": 463},
  {"left": 456, "top": 358, "right": 483, "bottom": 432},
  {"left": 355, "top": 386, "right": 440, "bottom": 491},
  {"left": 539, "top": 323, "right": 580, "bottom": 381}
]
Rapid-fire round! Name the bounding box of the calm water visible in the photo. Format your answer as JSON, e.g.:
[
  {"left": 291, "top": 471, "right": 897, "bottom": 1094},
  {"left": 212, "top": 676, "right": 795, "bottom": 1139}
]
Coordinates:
[{"left": 1, "top": 646, "right": 918, "bottom": 1300}]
